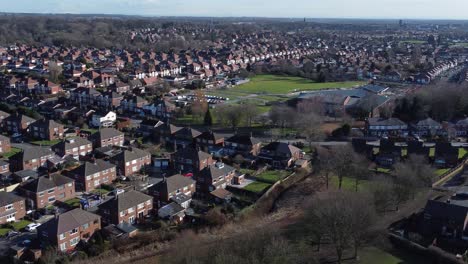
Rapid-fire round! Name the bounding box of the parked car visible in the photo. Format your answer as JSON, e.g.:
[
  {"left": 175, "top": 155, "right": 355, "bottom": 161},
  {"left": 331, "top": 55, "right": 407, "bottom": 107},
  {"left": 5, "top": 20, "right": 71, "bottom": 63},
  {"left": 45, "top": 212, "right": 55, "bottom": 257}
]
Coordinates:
[{"left": 25, "top": 223, "right": 41, "bottom": 232}]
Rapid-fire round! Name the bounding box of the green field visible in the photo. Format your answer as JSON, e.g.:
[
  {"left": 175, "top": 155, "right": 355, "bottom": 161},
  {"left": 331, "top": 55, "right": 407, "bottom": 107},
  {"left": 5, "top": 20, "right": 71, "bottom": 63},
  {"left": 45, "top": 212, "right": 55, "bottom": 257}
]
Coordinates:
[
  {"left": 207, "top": 75, "right": 365, "bottom": 113},
  {"left": 31, "top": 139, "right": 61, "bottom": 146},
  {"left": 359, "top": 247, "right": 427, "bottom": 264},
  {"left": 255, "top": 170, "right": 289, "bottom": 184},
  {"left": 243, "top": 181, "right": 272, "bottom": 194},
  {"left": 330, "top": 175, "right": 372, "bottom": 191},
  {"left": 2, "top": 147, "right": 22, "bottom": 158},
  {"left": 10, "top": 220, "right": 32, "bottom": 231},
  {"left": 0, "top": 228, "right": 11, "bottom": 237},
  {"left": 459, "top": 148, "right": 467, "bottom": 159},
  {"left": 399, "top": 40, "right": 427, "bottom": 45}
]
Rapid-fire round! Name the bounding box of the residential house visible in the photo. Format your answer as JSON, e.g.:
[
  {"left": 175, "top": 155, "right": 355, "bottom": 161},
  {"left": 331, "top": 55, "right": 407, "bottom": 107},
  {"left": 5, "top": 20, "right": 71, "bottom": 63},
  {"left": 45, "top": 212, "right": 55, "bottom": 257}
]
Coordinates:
[
  {"left": 0, "top": 191, "right": 26, "bottom": 224},
  {"left": 19, "top": 174, "right": 75, "bottom": 209},
  {"left": 148, "top": 174, "right": 195, "bottom": 207},
  {"left": 3, "top": 114, "right": 36, "bottom": 135},
  {"left": 138, "top": 119, "right": 164, "bottom": 136},
  {"left": 98, "top": 190, "right": 153, "bottom": 225},
  {"left": 171, "top": 147, "right": 214, "bottom": 173},
  {"left": 195, "top": 131, "right": 224, "bottom": 154},
  {"left": 0, "top": 135, "right": 11, "bottom": 155},
  {"left": 411, "top": 118, "right": 445, "bottom": 137},
  {"left": 90, "top": 111, "right": 117, "bottom": 128},
  {"left": 29, "top": 119, "right": 64, "bottom": 140},
  {"left": 67, "top": 160, "right": 116, "bottom": 192},
  {"left": 224, "top": 134, "right": 261, "bottom": 156},
  {"left": 37, "top": 208, "right": 101, "bottom": 252},
  {"left": 194, "top": 162, "right": 236, "bottom": 194},
  {"left": 52, "top": 137, "right": 93, "bottom": 159},
  {"left": 454, "top": 118, "right": 468, "bottom": 137},
  {"left": 89, "top": 128, "right": 124, "bottom": 148},
  {"left": 258, "top": 142, "right": 304, "bottom": 168},
  {"left": 110, "top": 147, "right": 151, "bottom": 176},
  {"left": 141, "top": 100, "right": 176, "bottom": 120},
  {"left": 366, "top": 117, "right": 408, "bottom": 137},
  {"left": 9, "top": 147, "right": 55, "bottom": 171}
]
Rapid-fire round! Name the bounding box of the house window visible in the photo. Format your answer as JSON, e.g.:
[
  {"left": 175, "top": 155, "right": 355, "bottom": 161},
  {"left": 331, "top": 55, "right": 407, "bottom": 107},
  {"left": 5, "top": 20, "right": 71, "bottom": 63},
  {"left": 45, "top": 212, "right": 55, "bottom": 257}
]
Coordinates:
[
  {"left": 47, "top": 188, "right": 55, "bottom": 194},
  {"left": 59, "top": 233, "right": 65, "bottom": 240},
  {"left": 70, "top": 237, "right": 80, "bottom": 246},
  {"left": 82, "top": 223, "right": 89, "bottom": 230},
  {"left": 48, "top": 197, "right": 55, "bottom": 203},
  {"left": 5, "top": 204, "right": 13, "bottom": 211},
  {"left": 128, "top": 207, "right": 134, "bottom": 213},
  {"left": 60, "top": 242, "right": 67, "bottom": 251},
  {"left": 67, "top": 183, "right": 73, "bottom": 187},
  {"left": 120, "top": 211, "right": 125, "bottom": 217},
  {"left": 70, "top": 228, "right": 78, "bottom": 235}
]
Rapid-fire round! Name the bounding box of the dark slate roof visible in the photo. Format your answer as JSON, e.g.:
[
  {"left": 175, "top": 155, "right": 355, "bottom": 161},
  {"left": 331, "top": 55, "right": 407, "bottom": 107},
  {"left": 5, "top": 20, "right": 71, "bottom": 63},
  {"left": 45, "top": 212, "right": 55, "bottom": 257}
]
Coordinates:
[
  {"left": 21, "top": 174, "right": 74, "bottom": 193},
  {"left": 116, "top": 222, "right": 137, "bottom": 234},
  {"left": 31, "top": 119, "right": 62, "bottom": 129},
  {"left": 69, "top": 160, "right": 115, "bottom": 177},
  {"left": 262, "top": 142, "right": 301, "bottom": 155},
  {"left": 361, "top": 84, "right": 388, "bottom": 94},
  {"left": 199, "top": 163, "right": 235, "bottom": 180},
  {"left": 225, "top": 134, "right": 261, "bottom": 145},
  {"left": 158, "top": 174, "right": 195, "bottom": 194},
  {"left": 4, "top": 113, "right": 36, "bottom": 124},
  {"left": 111, "top": 148, "right": 150, "bottom": 163},
  {"left": 10, "top": 146, "right": 54, "bottom": 162},
  {"left": 52, "top": 137, "right": 91, "bottom": 151},
  {"left": 197, "top": 131, "right": 224, "bottom": 141},
  {"left": 175, "top": 127, "right": 202, "bottom": 138},
  {"left": 170, "top": 193, "right": 191, "bottom": 205},
  {"left": 39, "top": 208, "right": 100, "bottom": 235},
  {"left": 0, "top": 191, "right": 24, "bottom": 207},
  {"left": 173, "top": 147, "right": 211, "bottom": 162},
  {"left": 424, "top": 199, "right": 468, "bottom": 224},
  {"left": 91, "top": 128, "right": 123, "bottom": 141},
  {"left": 99, "top": 190, "right": 152, "bottom": 212},
  {"left": 367, "top": 117, "right": 407, "bottom": 127},
  {"left": 415, "top": 118, "right": 441, "bottom": 127},
  {"left": 159, "top": 202, "right": 184, "bottom": 216},
  {"left": 13, "top": 169, "right": 39, "bottom": 179}
]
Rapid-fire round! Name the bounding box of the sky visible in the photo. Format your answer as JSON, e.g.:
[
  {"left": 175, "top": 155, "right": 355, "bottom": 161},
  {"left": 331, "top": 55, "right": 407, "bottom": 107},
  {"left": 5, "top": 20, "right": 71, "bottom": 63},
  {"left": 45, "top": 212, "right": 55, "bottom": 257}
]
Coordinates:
[{"left": 2, "top": 0, "right": 468, "bottom": 20}]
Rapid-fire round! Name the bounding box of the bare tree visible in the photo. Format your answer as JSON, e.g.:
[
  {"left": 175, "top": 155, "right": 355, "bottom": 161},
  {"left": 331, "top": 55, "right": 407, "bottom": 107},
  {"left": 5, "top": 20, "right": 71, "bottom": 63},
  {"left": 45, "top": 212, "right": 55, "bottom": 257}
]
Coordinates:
[
  {"left": 48, "top": 61, "right": 63, "bottom": 83},
  {"left": 315, "top": 146, "right": 334, "bottom": 189},
  {"left": 296, "top": 112, "right": 325, "bottom": 149},
  {"left": 307, "top": 191, "right": 375, "bottom": 263},
  {"left": 329, "top": 145, "right": 362, "bottom": 190}
]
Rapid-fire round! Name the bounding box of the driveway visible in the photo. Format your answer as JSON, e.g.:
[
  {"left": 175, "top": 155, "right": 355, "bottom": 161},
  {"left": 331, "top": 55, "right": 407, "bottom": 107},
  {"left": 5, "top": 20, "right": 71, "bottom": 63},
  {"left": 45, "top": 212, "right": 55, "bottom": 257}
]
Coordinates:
[{"left": 0, "top": 232, "right": 36, "bottom": 257}]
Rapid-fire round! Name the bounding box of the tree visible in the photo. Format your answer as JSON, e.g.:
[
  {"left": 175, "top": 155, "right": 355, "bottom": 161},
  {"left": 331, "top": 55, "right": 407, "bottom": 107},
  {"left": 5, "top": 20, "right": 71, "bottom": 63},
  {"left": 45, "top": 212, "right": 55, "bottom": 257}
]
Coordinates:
[
  {"left": 315, "top": 146, "right": 334, "bottom": 189},
  {"left": 242, "top": 102, "right": 260, "bottom": 127},
  {"left": 48, "top": 61, "right": 63, "bottom": 83},
  {"left": 306, "top": 191, "right": 375, "bottom": 263},
  {"left": 328, "top": 145, "right": 364, "bottom": 190},
  {"left": 296, "top": 112, "right": 324, "bottom": 149},
  {"left": 203, "top": 108, "right": 213, "bottom": 126},
  {"left": 191, "top": 90, "right": 208, "bottom": 120}
]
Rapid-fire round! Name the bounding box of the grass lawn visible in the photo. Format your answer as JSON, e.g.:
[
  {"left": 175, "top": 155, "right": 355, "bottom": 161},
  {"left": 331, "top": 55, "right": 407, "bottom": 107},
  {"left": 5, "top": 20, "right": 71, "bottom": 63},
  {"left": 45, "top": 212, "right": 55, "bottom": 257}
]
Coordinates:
[
  {"left": 64, "top": 198, "right": 81, "bottom": 207},
  {"left": 81, "top": 128, "right": 99, "bottom": 134},
  {"left": 10, "top": 220, "right": 32, "bottom": 231},
  {"left": 243, "top": 181, "right": 272, "bottom": 194},
  {"left": 359, "top": 247, "right": 427, "bottom": 264},
  {"left": 0, "top": 228, "right": 11, "bottom": 237},
  {"left": 30, "top": 139, "right": 61, "bottom": 146},
  {"left": 330, "top": 176, "right": 372, "bottom": 191},
  {"left": 255, "top": 170, "right": 289, "bottom": 184},
  {"left": 459, "top": 148, "right": 467, "bottom": 159},
  {"left": 435, "top": 168, "right": 450, "bottom": 177},
  {"left": 235, "top": 75, "right": 364, "bottom": 94},
  {"left": 399, "top": 40, "right": 427, "bottom": 45},
  {"left": 373, "top": 167, "right": 391, "bottom": 174},
  {"left": 92, "top": 188, "right": 111, "bottom": 195},
  {"left": 429, "top": 147, "right": 435, "bottom": 158},
  {"left": 2, "top": 147, "right": 22, "bottom": 158}
]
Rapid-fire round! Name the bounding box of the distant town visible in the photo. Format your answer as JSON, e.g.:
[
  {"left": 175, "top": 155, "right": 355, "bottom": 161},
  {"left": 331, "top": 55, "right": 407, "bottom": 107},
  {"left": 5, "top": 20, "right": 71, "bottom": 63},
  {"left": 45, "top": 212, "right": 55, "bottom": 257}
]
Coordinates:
[{"left": 0, "top": 13, "right": 466, "bottom": 264}]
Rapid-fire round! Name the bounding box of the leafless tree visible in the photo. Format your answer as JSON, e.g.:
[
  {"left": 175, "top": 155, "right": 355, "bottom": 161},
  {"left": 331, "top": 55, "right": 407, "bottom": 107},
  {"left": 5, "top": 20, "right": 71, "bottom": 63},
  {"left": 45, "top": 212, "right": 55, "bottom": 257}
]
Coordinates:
[{"left": 48, "top": 61, "right": 62, "bottom": 83}]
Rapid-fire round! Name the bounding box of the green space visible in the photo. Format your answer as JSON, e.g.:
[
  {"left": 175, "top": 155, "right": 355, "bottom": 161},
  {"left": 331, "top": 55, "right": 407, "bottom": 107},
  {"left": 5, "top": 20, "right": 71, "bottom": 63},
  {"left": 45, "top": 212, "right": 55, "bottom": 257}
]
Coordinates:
[
  {"left": 0, "top": 228, "right": 11, "bottom": 237},
  {"left": 449, "top": 42, "right": 468, "bottom": 48},
  {"left": 2, "top": 147, "right": 22, "bottom": 158},
  {"left": 10, "top": 220, "right": 32, "bottom": 231},
  {"left": 92, "top": 188, "right": 111, "bottom": 195},
  {"left": 330, "top": 175, "right": 372, "bottom": 191},
  {"left": 81, "top": 128, "right": 99, "bottom": 134},
  {"left": 429, "top": 148, "right": 435, "bottom": 158},
  {"left": 359, "top": 247, "right": 427, "bottom": 264},
  {"left": 399, "top": 40, "right": 427, "bottom": 45},
  {"left": 243, "top": 181, "right": 272, "bottom": 194},
  {"left": 255, "top": 170, "right": 289, "bottom": 184},
  {"left": 435, "top": 168, "right": 450, "bottom": 177},
  {"left": 239, "top": 168, "right": 256, "bottom": 176},
  {"left": 64, "top": 198, "right": 81, "bottom": 208},
  {"left": 373, "top": 167, "right": 391, "bottom": 174},
  {"left": 459, "top": 148, "right": 467, "bottom": 159},
  {"left": 30, "top": 139, "right": 61, "bottom": 146},
  {"left": 401, "top": 148, "right": 408, "bottom": 157}
]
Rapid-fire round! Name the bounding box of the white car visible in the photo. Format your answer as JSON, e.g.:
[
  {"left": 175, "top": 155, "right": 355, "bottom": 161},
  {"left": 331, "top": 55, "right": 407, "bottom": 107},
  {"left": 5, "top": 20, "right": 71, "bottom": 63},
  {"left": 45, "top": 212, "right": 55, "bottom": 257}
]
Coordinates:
[{"left": 25, "top": 223, "right": 41, "bottom": 232}]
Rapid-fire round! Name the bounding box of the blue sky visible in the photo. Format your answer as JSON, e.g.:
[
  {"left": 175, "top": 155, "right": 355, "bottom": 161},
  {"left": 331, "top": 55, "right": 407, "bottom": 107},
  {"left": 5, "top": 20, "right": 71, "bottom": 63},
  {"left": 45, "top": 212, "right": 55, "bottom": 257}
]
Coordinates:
[{"left": 2, "top": 0, "right": 467, "bottom": 20}]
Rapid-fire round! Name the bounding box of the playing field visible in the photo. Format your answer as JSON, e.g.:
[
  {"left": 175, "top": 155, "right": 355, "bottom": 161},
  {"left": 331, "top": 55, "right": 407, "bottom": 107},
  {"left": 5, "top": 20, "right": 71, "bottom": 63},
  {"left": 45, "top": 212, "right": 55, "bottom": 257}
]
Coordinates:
[{"left": 206, "top": 74, "right": 364, "bottom": 112}]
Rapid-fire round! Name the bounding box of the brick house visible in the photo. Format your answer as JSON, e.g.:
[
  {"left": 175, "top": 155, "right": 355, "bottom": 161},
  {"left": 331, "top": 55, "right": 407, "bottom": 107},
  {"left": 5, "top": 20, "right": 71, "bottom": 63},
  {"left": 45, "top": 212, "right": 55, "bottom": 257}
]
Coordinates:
[
  {"left": 366, "top": 117, "right": 408, "bottom": 137},
  {"left": 67, "top": 160, "right": 116, "bottom": 192},
  {"left": 3, "top": 113, "right": 36, "bottom": 135},
  {"left": 148, "top": 174, "right": 195, "bottom": 208},
  {"left": 411, "top": 118, "right": 445, "bottom": 137},
  {"left": 19, "top": 174, "right": 75, "bottom": 209},
  {"left": 194, "top": 162, "right": 236, "bottom": 194},
  {"left": 195, "top": 131, "right": 224, "bottom": 154},
  {"left": 0, "top": 134, "right": 11, "bottom": 155},
  {"left": 52, "top": 137, "right": 93, "bottom": 159},
  {"left": 0, "top": 191, "right": 26, "bottom": 224},
  {"left": 110, "top": 148, "right": 151, "bottom": 176},
  {"left": 258, "top": 142, "right": 304, "bottom": 168},
  {"left": 9, "top": 147, "right": 55, "bottom": 171},
  {"left": 171, "top": 147, "right": 214, "bottom": 174},
  {"left": 37, "top": 208, "right": 101, "bottom": 252},
  {"left": 29, "top": 119, "right": 64, "bottom": 140},
  {"left": 89, "top": 128, "right": 124, "bottom": 148},
  {"left": 224, "top": 134, "right": 261, "bottom": 156},
  {"left": 98, "top": 190, "right": 153, "bottom": 225}
]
